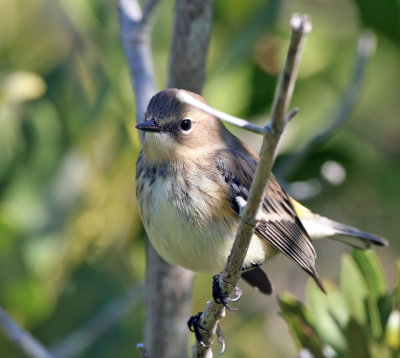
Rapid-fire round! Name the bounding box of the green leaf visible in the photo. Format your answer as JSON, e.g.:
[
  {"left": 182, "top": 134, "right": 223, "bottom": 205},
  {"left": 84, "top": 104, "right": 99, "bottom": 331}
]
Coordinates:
[
  {"left": 352, "top": 250, "right": 388, "bottom": 338},
  {"left": 307, "top": 280, "right": 346, "bottom": 351},
  {"left": 278, "top": 292, "right": 325, "bottom": 358},
  {"left": 366, "top": 296, "right": 383, "bottom": 339},
  {"left": 396, "top": 260, "right": 400, "bottom": 311},
  {"left": 352, "top": 250, "right": 387, "bottom": 299},
  {"left": 340, "top": 254, "right": 369, "bottom": 324},
  {"left": 378, "top": 295, "right": 394, "bottom": 334},
  {"left": 345, "top": 317, "right": 372, "bottom": 358}
]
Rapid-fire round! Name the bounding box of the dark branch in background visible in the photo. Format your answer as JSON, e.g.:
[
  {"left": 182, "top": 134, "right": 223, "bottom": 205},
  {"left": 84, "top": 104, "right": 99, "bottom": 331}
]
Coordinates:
[
  {"left": 276, "top": 31, "right": 377, "bottom": 179},
  {"left": 144, "top": 249, "right": 195, "bottom": 358},
  {"left": 120, "top": 1, "right": 194, "bottom": 358},
  {"left": 120, "top": 0, "right": 214, "bottom": 357},
  {"left": 49, "top": 286, "right": 144, "bottom": 358},
  {"left": 168, "top": 0, "right": 214, "bottom": 93},
  {"left": 187, "top": 15, "right": 312, "bottom": 358},
  {"left": 0, "top": 306, "right": 54, "bottom": 358}
]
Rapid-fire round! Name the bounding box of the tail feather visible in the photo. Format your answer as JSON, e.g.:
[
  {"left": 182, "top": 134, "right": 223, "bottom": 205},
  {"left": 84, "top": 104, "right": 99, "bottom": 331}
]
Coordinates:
[
  {"left": 323, "top": 217, "right": 388, "bottom": 249},
  {"left": 241, "top": 266, "right": 273, "bottom": 295},
  {"left": 304, "top": 214, "right": 388, "bottom": 249},
  {"left": 291, "top": 200, "right": 388, "bottom": 248}
]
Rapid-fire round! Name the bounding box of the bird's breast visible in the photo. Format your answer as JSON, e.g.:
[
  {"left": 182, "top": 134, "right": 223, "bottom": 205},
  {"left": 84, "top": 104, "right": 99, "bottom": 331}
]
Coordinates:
[{"left": 136, "top": 157, "right": 271, "bottom": 272}]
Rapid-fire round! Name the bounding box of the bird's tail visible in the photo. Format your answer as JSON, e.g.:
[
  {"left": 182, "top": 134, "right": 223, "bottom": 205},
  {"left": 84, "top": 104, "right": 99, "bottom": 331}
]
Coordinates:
[
  {"left": 307, "top": 214, "right": 388, "bottom": 249},
  {"left": 291, "top": 199, "right": 388, "bottom": 249}
]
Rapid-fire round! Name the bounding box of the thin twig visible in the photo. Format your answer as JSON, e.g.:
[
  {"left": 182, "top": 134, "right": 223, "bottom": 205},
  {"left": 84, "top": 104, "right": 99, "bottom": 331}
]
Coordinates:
[
  {"left": 119, "top": 0, "right": 161, "bottom": 32},
  {"left": 119, "top": 0, "right": 142, "bottom": 22},
  {"left": 277, "top": 31, "right": 377, "bottom": 179},
  {"left": 191, "top": 14, "right": 312, "bottom": 358},
  {"left": 0, "top": 305, "right": 54, "bottom": 358},
  {"left": 176, "top": 91, "right": 267, "bottom": 134},
  {"left": 285, "top": 107, "right": 300, "bottom": 125},
  {"left": 119, "top": 0, "right": 160, "bottom": 141},
  {"left": 177, "top": 91, "right": 300, "bottom": 134},
  {"left": 49, "top": 286, "right": 144, "bottom": 358}
]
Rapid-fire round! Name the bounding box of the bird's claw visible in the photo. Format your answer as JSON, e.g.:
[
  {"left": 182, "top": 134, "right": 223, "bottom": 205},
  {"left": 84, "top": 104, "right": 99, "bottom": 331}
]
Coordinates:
[
  {"left": 188, "top": 312, "right": 208, "bottom": 348},
  {"left": 187, "top": 312, "right": 227, "bottom": 354},
  {"left": 212, "top": 274, "right": 242, "bottom": 310},
  {"left": 230, "top": 286, "right": 243, "bottom": 302},
  {"left": 216, "top": 323, "right": 226, "bottom": 355},
  {"left": 188, "top": 274, "right": 240, "bottom": 352}
]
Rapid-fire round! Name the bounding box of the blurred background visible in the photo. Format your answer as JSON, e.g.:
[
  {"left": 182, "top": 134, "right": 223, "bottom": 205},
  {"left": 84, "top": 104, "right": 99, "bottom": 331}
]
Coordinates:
[{"left": 0, "top": 0, "right": 399, "bottom": 357}]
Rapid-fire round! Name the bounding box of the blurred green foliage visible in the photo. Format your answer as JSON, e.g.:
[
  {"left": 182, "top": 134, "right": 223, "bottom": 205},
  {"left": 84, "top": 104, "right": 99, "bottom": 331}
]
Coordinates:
[
  {"left": 279, "top": 251, "right": 400, "bottom": 358},
  {"left": 0, "top": 0, "right": 399, "bottom": 357}
]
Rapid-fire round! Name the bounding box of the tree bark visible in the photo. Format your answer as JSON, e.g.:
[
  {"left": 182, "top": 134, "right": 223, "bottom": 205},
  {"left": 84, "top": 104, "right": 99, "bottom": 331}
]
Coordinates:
[{"left": 120, "top": 0, "right": 214, "bottom": 357}]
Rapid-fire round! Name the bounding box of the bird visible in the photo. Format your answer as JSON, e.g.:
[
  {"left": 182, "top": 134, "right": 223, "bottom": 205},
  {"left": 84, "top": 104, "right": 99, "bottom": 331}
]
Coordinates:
[{"left": 135, "top": 88, "right": 388, "bottom": 298}]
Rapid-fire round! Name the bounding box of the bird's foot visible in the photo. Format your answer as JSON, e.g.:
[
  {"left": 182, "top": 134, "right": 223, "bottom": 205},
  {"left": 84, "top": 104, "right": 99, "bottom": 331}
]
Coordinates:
[
  {"left": 188, "top": 312, "right": 208, "bottom": 348},
  {"left": 212, "top": 274, "right": 243, "bottom": 311},
  {"left": 187, "top": 312, "right": 226, "bottom": 354}
]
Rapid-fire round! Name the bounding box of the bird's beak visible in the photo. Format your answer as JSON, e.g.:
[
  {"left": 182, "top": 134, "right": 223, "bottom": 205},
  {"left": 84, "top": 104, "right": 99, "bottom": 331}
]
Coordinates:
[{"left": 136, "top": 120, "right": 162, "bottom": 132}]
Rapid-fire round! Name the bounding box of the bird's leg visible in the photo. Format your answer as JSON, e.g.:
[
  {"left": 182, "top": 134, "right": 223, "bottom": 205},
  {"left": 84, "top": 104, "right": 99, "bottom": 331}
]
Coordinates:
[
  {"left": 188, "top": 312, "right": 209, "bottom": 348},
  {"left": 188, "top": 273, "right": 239, "bottom": 352},
  {"left": 212, "top": 274, "right": 243, "bottom": 310}
]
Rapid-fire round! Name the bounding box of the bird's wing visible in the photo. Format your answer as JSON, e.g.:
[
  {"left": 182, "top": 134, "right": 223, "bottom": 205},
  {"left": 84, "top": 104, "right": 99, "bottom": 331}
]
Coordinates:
[{"left": 215, "top": 148, "right": 324, "bottom": 292}]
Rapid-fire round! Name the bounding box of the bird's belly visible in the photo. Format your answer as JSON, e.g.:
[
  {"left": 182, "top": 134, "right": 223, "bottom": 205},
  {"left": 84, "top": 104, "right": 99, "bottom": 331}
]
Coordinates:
[
  {"left": 147, "top": 213, "right": 236, "bottom": 272},
  {"left": 138, "top": 177, "right": 271, "bottom": 273},
  {"left": 141, "top": 187, "right": 237, "bottom": 272}
]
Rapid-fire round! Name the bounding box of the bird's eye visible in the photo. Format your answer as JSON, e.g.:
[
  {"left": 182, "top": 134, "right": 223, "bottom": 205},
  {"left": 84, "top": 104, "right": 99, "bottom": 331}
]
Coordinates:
[{"left": 180, "top": 119, "right": 192, "bottom": 132}]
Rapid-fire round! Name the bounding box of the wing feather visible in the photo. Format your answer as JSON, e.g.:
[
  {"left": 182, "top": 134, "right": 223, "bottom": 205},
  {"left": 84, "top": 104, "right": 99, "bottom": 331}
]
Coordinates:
[{"left": 215, "top": 148, "right": 324, "bottom": 292}]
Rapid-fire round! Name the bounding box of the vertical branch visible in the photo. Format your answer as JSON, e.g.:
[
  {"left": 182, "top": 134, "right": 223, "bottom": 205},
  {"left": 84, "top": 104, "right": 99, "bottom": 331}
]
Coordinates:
[
  {"left": 120, "top": 1, "right": 195, "bottom": 358},
  {"left": 168, "top": 0, "right": 214, "bottom": 93},
  {"left": 144, "top": 248, "right": 194, "bottom": 358},
  {"left": 154, "top": 1, "right": 214, "bottom": 356},
  {"left": 120, "top": 0, "right": 214, "bottom": 357}
]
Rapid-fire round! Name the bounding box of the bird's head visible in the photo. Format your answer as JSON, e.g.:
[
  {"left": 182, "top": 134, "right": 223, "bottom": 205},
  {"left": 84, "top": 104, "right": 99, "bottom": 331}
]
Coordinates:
[{"left": 136, "top": 88, "right": 228, "bottom": 163}]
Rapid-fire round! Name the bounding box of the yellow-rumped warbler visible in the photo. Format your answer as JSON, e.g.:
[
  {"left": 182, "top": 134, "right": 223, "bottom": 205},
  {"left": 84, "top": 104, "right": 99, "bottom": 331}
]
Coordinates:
[{"left": 135, "top": 88, "right": 387, "bottom": 295}]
